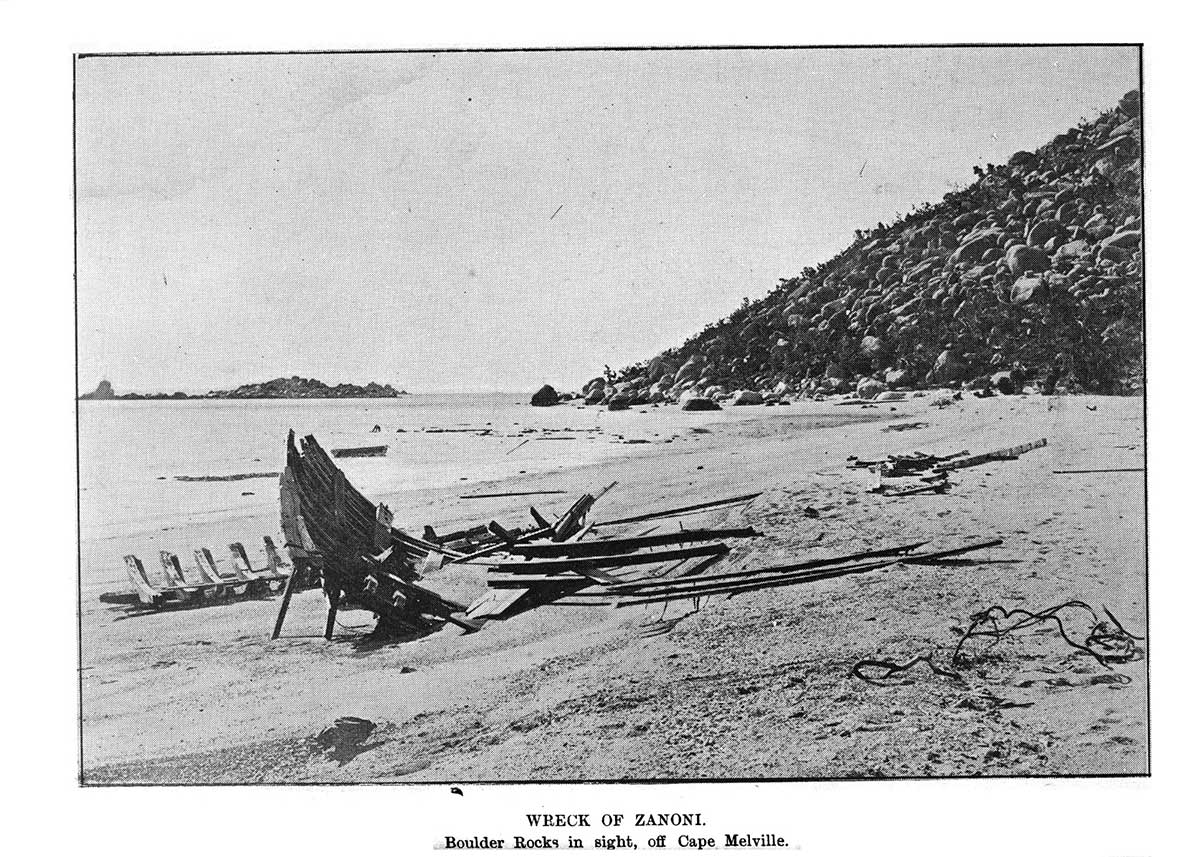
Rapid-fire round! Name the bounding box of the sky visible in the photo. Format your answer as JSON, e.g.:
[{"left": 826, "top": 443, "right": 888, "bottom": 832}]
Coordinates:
[{"left": 75, "top": 47, "right": 1139, "bottom": 394}]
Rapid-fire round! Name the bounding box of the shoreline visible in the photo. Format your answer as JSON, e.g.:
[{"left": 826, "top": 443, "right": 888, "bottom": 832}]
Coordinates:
[{"left": 81, "top": 393, "right": 1146, "bottom": 782}]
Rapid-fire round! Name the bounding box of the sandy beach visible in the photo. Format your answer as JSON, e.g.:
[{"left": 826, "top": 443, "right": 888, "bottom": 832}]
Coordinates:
[{"left": 80, "top": 392, "right": 1146, "bottom": 783}]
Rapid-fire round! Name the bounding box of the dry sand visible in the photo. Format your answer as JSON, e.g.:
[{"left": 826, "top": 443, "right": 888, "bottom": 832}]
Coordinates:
[{"left": 81, "top": 393, "right": 1146, "bottom": 783}]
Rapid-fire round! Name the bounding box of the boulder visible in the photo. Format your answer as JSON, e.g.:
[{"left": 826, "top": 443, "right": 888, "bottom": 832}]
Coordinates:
[
  {"left": 731, "top": 389, "right": 764, "bottom": 406},
  {"left": 1027, "top": 219, "right": 1069, "bottom": 248},
  {"left": 680, "top": 395, "right": 722, "bottom": 412},
  {"left": 1010, "top": 275, "right": 1047, "bottom": 304},
  {"left": 874, "top": 390, "right": 907, "bottom": 402},
  {"left": 950, "top": 229, "right": 1003, "bottom": 266},
  {"left": 674, "top": 356, "right": 705, "bottom": 384},
  {"left": 929, "top": 349, "right": 966, "bottom": 385},
  {"left": 988, "top": 369, "right": 1017, "bottom": 391},
  {"left": 1008, "top": 150, "right": 1037, "bottom": 168},
  {"left": 885, "top": 367, "right": 913, "bottom": 388},
  {"left": 1102, "top": 229, "right": 1142, "bottom": 251},
  {"left": 859, "top": 335, "right": 883, "bottom": 359},
  {"left": 856, "top": 378, "right": 886, "bottom": 400},
  {"left": 530, "top": 384, "right": 559, "bottom": 407},
  {"left": 607, "top": 395, "right": 631, "bottom": 411},
  {"left": 1052, "top": 240, "right": 1091, "bottom": 266},
  {"left": 583, "top": 386, "right": 604, "bottom": 405},
  {"left": 1004, "top": 244, "right": 1050, "bottom": 278}
]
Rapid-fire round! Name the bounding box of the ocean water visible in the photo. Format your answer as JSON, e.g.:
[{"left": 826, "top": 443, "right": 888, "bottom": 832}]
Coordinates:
[{"left": 78, "top": 393, "right": 779, "bottom": 592}]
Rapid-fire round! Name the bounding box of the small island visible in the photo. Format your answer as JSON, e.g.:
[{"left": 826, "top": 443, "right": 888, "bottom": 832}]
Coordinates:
[{"left": 79, "top": 377, "right": 410, "bottom": 400}]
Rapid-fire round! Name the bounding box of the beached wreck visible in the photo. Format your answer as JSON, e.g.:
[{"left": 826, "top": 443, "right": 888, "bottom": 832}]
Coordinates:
[
  {"left": 276, "top": 431, "right": 496, "bottom": 639},
  {"left": 276, "top": 431, "right": 1003, "bottom": 642}
]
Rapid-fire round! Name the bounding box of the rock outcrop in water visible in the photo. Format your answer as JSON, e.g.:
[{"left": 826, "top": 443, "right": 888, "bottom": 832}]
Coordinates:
[
  {"left": 592, "top": 91, "right": 1142, "bottom": 404},
  {"left": 78, "top": 380, "right": 116, "bottom": 400},
  {"left": 81, "top": 377, "right": 408, "bottom": 400},
  {"left": 203, "top": 377, "right": 405, "bottom": 399}
]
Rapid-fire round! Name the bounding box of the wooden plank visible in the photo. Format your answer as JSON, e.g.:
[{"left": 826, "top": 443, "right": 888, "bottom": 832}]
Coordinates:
[
  {"left": 610, "top": 560, "right": 897, "bottom": 608},
  {"left": 510, "top": 528, "right": 760, "bottom": 559},
  {"left": 597, "top": 541, "right": 929, "bottom": 594},
  {"left": 1051, "top": 467, "right": 1144, "bottom": 474},
  {"left": 459, "top": 490, "right": 569, "bottom": 499},
  {"left": 446, "top": 525, "right": 553, "bottom": 565},
  {"left": 484, "top": 543, "right": 730, "bottom": 575},
  {"left": 592, "top": 492, "right": 761, "bottom": 528},
  {"left": 488, "top": 574, "right": 591, "bottom": 588},
  {"left": 576, "top": 558, "right": 901, "bottom": 601}
]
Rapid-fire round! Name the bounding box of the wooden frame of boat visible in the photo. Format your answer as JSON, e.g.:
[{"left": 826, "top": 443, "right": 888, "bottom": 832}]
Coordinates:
[{"left": 99, "top": 537, "right": 297, "bottom": 610}]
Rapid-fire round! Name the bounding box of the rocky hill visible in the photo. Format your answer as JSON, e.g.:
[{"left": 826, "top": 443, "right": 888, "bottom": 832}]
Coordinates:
[{"left": 582, "top": 90, "right": 1142, "bottom": 406}]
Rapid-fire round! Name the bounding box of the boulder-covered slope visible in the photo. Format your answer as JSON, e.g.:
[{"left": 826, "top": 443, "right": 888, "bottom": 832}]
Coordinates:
[{"left": 587, "top": 90, "right": 1142, "bottom": 405}]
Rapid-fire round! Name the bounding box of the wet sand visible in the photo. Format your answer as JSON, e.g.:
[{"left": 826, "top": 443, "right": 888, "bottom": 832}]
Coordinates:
[{"left": 80, "top": 394, "right": 1146, "bottom": 782}]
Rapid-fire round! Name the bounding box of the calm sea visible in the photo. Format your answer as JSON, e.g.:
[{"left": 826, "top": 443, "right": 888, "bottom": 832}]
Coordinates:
[{"left": 78, "top": 393, "right": 770, "bottom": 593}]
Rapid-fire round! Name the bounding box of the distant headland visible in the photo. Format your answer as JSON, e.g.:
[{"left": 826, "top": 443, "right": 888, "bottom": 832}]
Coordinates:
[{"left": 78, "top": 377, "right": 409, "bottom": 400}]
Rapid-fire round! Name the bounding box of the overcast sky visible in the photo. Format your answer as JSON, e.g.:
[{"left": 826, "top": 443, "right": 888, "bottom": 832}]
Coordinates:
[{"left": 76, "top": 47, "right": 1138, "bottom": 394}]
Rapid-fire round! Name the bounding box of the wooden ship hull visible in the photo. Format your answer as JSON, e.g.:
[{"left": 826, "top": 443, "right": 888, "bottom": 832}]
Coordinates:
[{"left": 278, "top": 431, "right": 477, "bottom": 638}]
